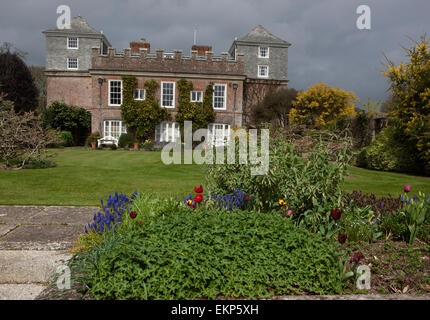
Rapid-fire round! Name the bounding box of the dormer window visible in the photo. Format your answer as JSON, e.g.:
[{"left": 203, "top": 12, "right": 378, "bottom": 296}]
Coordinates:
[
  {"left": 67, "top": 37, "right": 78, "bottom": 49},
  {"left": 258, "top": 46, "right": 269, "bottom": 58}
]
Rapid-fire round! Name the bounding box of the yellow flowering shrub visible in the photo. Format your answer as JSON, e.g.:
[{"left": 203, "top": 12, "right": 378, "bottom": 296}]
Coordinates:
[
  {"left": 382, "top": 36, "right": 430, "bottom": 170},
  {"left": 289, "top": 82, "right": 358, "bottom": 128}
]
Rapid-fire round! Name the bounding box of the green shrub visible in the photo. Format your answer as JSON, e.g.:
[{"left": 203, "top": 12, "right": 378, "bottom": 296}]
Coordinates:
[
  {"left": 206, "top": 127, "right": 352, "bottom": 213},
  {"left": 42, "top": 101, "right": 91, "bottom": 145},
  {"left": 118, "top": 133, "right": 135, "bottom": 148},
  {"left": 110, "top": 144, "right": 117, "bottom": 150},
  {"left": 59, "top": 131, "right": 74, "bottom": 147},
  {"left": 357, "top": 126, "right": 425, "bottom": 174},
  {"left": 72, "top": 205, "right": 342, "bottom": 299}
]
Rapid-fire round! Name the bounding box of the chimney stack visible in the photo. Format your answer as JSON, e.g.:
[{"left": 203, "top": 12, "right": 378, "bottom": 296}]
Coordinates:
[
  {"left": 192, "top": 45, "right": 212, "bottom": 56},
  {"left": 130, "top": 38, "right": 151, "bottom": 54}
]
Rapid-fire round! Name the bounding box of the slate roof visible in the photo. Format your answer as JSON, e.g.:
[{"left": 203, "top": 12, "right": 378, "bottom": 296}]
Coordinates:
[
  {"left": 236, "top": 25, "right": 291, "bottom": 46},
  {"left": 43, "top": 16, "right": 103, "bottom": 35}
]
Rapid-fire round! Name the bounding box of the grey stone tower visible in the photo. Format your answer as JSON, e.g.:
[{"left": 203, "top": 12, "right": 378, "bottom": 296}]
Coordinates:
[
  {"left": 42, "top": 16, "right": 111, "bottom": 72},
  {"left": 229, "top": 25, "right": 291, "bottom": 83}
]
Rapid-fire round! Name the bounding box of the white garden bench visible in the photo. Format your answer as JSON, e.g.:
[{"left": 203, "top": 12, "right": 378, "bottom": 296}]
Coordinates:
[{"left": 97, "top": 136, "right": 118, "bottom": 147}]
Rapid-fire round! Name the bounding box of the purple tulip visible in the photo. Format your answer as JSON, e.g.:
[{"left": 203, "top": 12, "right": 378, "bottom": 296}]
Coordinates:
[{"left": 404, "top": 185, "right": 411, "bottom": 193}]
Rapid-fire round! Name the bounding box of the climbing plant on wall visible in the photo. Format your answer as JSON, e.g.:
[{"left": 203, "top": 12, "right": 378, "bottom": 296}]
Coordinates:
[
  {"left": 175, "top": 78, "right": 215, "bottom": 133},
  {"left": 120, "top": 76, "right": 169, "bottom": 141}
]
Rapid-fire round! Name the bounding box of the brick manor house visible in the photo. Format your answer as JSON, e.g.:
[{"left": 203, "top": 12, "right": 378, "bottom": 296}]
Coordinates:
[{"left": 43, "top": 16, "right": 291, "bottom": 145}]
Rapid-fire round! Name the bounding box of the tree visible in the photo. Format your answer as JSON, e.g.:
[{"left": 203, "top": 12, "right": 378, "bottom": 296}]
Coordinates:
[
  {"left": 382, "top": 34, "right": 430, "bottom": 170},
  {"left": 289, "top": 82, "right": 358, "bottom": 128},
  {"left": 120, "top": 76, "right": 169, "bottom": 141},
  {"left": 250, "top": 88, "right": 298, "bottom": 127},
  {"left": 0, "top": 43, "right": 38, "bottom": 113},
  {"left": 29, "top": 66, "right": 46, "bottom": 113},
  {"left": 0, "top": 96, "right": 59, "bottom": 168},
  {"left": 42, "top": 101, "right": 91, "bottom": 146}
]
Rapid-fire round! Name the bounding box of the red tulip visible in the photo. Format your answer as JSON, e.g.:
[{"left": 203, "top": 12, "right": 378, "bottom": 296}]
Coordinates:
[
  {"left": 338, "top": 234, "right": 347, "bottom": 244},
  {"left": 331, "top": 209, "right": 342, "bottom": 221},
  {"left": 243, "top": 194, "right": 250, "bottom": 201},
  {"left": 130, "top": 211, "right": 137, "bottom": 219},
  {"left": 404, "top": 185, "right": 411, "bottom": 193},
  {"left": 194, "top": 185, "right": 203, "bottom": 193},
  {"left": 353, "top": 252, "right": 364, "bottom": 263},
  {"left": 193, "top": 193, "right": 203, "bottom": 203}
]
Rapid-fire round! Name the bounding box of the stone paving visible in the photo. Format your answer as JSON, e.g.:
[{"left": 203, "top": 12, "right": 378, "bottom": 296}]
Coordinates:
[{"left": 0, "top": 205, "right": 98, "bottom": 300}]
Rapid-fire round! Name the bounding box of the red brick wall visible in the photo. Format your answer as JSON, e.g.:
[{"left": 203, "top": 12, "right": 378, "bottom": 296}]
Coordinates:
[
  {"left": 46, "top": 73, "right": 93, "bottom": 109},
  {"left": 90, "top": 75, "right": 244, "bottom": 133}
]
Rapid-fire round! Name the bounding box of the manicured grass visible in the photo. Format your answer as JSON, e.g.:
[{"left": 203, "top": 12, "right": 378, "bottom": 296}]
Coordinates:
[
  {"left": 0, "top": 148, "right": 204, "bottom": 205},
  {"left": 344, "top": 166, "right": 430, "bottom": 197},
  {"left": 0, "top": 148, "right": 428, "bottom": 205}
]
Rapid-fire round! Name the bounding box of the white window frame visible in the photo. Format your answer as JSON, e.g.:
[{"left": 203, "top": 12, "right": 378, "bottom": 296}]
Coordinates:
[
  {"left": 134, "top": 89, "right": 146, "bottom": 101},
  {"left": 258, "top": 46, "right": 269, "bottom": 58},
  {"left": 190, "top": 91, "right": 203, "bottom": 102},
  {"left": 103, "top": 120, "right": 127, "bottom": 139},
  {"left": 108, "top": 80, "right": 123, "bottom": 106},
  {"left": 67, "top": 37, "right": 79, "bottom": 49},
  {"left": 258, "top": 65, "right": 269, "bottom": 78},
  {"left": 212, "top": 84, "right": 227, "bottom": 110},
  {"left": 159, "top": 122, "right": 180, "bottom": 142},
  {"left": 67, "top": 58, "right": 78, "bottom": 70},
  {"left": 161, "top": 81, "right": 175, "bottom": 108},
  {"left": 208, "top": 123, "right": 230, "bottom": 147}
]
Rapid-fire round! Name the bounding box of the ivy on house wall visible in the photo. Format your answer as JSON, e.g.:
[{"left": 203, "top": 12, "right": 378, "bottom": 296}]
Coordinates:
[
  {"left": 120, "top": 76, "right": 169, "bottom": 141},
  {"left": 175, "top": 78, "right": 215, "bottom": 133}
]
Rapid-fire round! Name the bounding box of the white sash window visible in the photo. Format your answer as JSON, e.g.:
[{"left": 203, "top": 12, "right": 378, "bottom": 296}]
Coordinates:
[
  {"left": 208, "top": 123, "right": 230, "bottom": 147},
  {"left": 158, "top": 122, "right": 180, "bottom": 142}
]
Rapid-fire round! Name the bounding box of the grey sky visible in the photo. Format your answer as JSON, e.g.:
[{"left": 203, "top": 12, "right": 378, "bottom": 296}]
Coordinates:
[{"left": 0, "top": 0, "right": 429, "bottom": 106}]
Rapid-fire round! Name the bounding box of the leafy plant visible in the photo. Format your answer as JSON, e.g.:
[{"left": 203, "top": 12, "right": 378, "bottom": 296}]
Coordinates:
[
  {"left": 118, "top": 133, "right": 135, "bottom": 148},
  {"left": 205, "top": 126, "right": 352, "bottom": 213},
  {"left": 72, "top": 207, "right": 342, "bottom": 299},
  {"left": 403, "top": 192, "right": 428, "bottom": 244},
  {"left": 338, "top": 205, "right": 382, "bottom": 243},
  {"left": 85, "top": 132, "right": 101, "bottom": 147}
]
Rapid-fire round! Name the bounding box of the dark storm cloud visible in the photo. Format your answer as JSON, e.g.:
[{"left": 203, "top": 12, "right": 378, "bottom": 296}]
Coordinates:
[{"left": 0, "top": 0, "right": 429, "bottom": 105}]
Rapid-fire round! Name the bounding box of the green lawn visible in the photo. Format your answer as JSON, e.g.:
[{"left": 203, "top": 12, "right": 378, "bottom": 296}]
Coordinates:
[{"left": 0, "top": 148, "right": 428, "bottom": 205}]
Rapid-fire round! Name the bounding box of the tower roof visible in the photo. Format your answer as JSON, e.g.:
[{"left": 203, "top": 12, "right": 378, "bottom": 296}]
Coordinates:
[
  {"left": 43, "top": 16, "right": 103, "bottom": 35},
  {"left": 236, "top": 25, "right": 291, "bottom": 46}
]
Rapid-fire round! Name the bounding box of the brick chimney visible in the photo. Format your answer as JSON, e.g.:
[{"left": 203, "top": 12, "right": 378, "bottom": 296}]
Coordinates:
[
  {"left": 130, "top": 38, "right": 150, "bottom": 54},
  {"left": 192, "top": 45, "right": 212, "bottom": 56}
]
